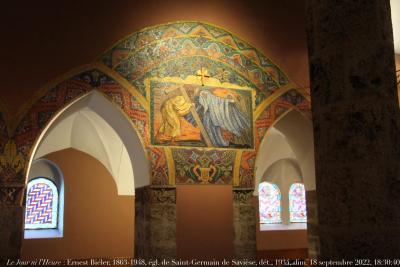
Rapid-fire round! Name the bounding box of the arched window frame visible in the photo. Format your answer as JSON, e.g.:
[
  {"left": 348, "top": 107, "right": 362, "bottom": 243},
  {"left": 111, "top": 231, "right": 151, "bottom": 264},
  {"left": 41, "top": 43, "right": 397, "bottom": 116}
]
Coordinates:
[
  {"left": 258, "top": 182, "right": 282, "bottom": 224},
  {"left": 289, "top": 182, "right": 307, "bottom": 223},
  {"left": 24, "top": 159, "right": 64, "bottom": 239},
  {"left": 25, "top": 178, "right": 59, "bottom": 229}
]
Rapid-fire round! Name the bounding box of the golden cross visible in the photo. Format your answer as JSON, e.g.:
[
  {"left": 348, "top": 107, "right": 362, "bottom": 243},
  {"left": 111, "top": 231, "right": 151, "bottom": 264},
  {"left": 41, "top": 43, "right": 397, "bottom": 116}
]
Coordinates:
[{"left": 196, "top": 67, "right": 210, "bottom": 86}]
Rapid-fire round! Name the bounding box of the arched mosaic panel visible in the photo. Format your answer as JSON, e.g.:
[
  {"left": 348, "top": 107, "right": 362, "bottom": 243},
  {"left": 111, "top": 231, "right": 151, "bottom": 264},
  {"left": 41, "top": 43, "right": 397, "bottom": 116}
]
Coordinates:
[
  {"left": 2, "top": 21, "right": 311, "bottom": 191},
  {"left": 102, "top": 22, "right": 290, "bottom": 104},
  {"left": 100, "top": 21, "right": 310, "bottom": 187}
]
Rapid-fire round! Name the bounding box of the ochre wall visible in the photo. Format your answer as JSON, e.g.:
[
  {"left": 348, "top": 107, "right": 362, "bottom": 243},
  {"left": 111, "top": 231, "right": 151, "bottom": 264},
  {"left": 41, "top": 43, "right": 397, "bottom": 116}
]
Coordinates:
[
  {"left": 0, "top": 0, "right": 308, "bottom": 115},
  {"left": 21, "top": 149, "right": 134, "bottom": 260},
  {"left": 176, "top": 185, "right": 234, "bottom": 260}
]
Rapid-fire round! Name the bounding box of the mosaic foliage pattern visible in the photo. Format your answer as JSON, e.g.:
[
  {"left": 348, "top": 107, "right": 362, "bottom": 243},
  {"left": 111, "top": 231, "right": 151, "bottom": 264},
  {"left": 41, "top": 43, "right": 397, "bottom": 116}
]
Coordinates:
[
  {"left": 0, "top": 140, "right": 25, "bottom": 183},
  {"left": 259, "top": 182, "right": 281, "bottom": 224},
  {"left": 289, "top": 183, "right": 307, "bottom": 223},
  {"left": 102, "top": 22, "right": 289, "bottom": 106},
  {"left": 173, "top": 148, "right": 235, "bottom": 184},
  {"left": 25, "top": 178, "right": 58, "bottom": 229}
]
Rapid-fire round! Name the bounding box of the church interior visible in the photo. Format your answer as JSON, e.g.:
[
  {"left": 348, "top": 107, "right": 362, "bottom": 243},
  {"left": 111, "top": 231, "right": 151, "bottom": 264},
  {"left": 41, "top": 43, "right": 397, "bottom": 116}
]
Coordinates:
[{"left": 1, "top": 0, "right": 400, "bottom": 265}]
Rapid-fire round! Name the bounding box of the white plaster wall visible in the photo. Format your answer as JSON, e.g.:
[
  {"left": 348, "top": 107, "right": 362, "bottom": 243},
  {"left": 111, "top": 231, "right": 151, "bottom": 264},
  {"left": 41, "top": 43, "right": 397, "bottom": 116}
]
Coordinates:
[
  {"left": 274, "top": 110, "right": 315, "bottom": 190},
  {"left": 254, "top": 127, "right": 297, "bottom": 193}
]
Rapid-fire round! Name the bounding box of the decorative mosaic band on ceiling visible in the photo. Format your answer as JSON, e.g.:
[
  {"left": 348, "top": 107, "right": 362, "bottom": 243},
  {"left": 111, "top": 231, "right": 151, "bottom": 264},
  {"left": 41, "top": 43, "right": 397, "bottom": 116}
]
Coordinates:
[{"left": 101, "top": 21, "right": 290, "bottom": 106}]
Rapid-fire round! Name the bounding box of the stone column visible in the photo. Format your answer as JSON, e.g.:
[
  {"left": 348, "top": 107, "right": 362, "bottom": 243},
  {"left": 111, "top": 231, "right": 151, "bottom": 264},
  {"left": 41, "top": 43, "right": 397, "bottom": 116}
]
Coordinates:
[
  {"left": 135, "top": 187, "right": 176, "bottom": 260},
  {"left": 306, "top": 0, "right": 400, "bottom": 259},
  {"left": 305, "top": 190, "right": 319, "bottom": 259},
  {"left": 233, "top": 189, "right": 256, "bottom": 259},
  {"left": 148, "top": 188, "right": 176, "bottom": 259},
  {"left": 134, "top": 186, "right": 151, "bottom": 259},
  {"left": 0, "top": 184, "right": 24, "bottom": 264}
]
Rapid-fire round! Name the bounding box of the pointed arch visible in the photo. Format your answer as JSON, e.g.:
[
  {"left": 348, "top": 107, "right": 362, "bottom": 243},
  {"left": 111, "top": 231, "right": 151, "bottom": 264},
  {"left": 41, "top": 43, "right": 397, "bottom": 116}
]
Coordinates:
[
  {"left": 254, "top": 108, "right": 315, "bottom": 192},
  {"left": 29, "top": 90, "right": 150, "bottom": 194},
  {"left": 237, "top": 87, "right": 311, "bottom": 188},
  {"left": 7, "top": 65, "right": 150, "bottom": 196}
]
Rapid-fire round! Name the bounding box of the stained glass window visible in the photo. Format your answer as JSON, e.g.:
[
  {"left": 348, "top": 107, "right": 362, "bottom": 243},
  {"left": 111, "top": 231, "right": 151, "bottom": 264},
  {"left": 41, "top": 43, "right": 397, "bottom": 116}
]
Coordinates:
[
  {"left": 25, "top": 178, "right": 58, "bottom": 229},
  {"left": 289, "top": 183, "right": 307, "bottom": 223},
  {"left": 259, "top": 182, "right": 282, "bottom": 224}
]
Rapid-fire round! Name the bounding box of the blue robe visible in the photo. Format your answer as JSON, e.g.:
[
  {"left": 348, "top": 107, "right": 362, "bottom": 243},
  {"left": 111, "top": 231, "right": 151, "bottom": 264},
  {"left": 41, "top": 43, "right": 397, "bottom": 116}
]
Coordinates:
[{"left": 186, "top": 91, "right": 251, "bottom": 147}]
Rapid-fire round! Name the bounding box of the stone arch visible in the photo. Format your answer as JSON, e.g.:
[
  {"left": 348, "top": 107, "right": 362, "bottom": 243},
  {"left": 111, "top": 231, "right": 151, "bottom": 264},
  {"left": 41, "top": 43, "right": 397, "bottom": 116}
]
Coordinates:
[
  {"left": 31, "top": 90, "right": 150, "bottom": 194},
  {"left": 8, "top": 66, "right": 150, "bottom": 197},
  {"left": 254, "top": 108, "right": 315, "bottom": 192},
  {"left": 8, "top": 66, "right": 151, "bottom": 259},
  {"left": 239, "top": 89, "right": 311, "bottom": 188}
]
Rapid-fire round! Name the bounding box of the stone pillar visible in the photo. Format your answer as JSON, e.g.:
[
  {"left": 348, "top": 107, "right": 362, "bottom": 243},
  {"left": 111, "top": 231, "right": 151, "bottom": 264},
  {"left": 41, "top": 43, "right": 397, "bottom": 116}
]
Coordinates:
[
  {"left": 135, "top": 187, "right": 176, "bottom": 260},
  {"left": 233, "top": 189, "right": 256, "bottom": 259},
  {"left": 134, "top": 186, "right": 151, "bottom": 259},
  {"left": 306, "top": 0, "right": 400, "bottom": 259},
  {"left": 149, "top": 188, "right": 176, "bottom": 259},
  {"left": 305, "top": 190, "right": 319, "bottom": 259},
  {"left": 0, "top": 184, "right": 24, "bottom": 264}
]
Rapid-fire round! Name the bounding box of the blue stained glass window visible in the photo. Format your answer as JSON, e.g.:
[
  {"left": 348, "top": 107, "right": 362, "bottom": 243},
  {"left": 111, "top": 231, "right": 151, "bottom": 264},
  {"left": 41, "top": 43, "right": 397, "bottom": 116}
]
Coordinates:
[
  {"left": 259, "top": 182, "right": 282, "bottom": 224},
  {"left": 25, "top": 178, "right": 58, "bottom": 229},
  {"left": 289, "top": 183, "right": 307, "bottom": 223}
]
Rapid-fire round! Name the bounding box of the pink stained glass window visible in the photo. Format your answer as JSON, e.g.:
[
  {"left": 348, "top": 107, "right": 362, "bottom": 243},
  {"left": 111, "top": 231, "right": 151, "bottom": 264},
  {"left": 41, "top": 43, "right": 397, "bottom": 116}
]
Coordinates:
[
  {"left": 259, "top": 182, "right": 282, "bottom": 224},
  {"left": 289, "top": 183, "right": 307, "bottom": 223},
  {"left": 25, "top": 178, "right": 58, "bottom": 229}
]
